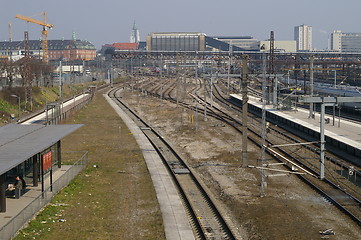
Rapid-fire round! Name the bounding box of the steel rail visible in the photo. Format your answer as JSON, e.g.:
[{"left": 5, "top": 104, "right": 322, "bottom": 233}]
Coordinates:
[{"left": 109, "top": 87, "right": 238, "bottom": 239}]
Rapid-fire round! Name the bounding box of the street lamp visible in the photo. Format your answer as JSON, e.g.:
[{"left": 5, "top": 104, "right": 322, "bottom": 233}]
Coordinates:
[{"left": 11, "top": 94, "right": 20, "bottom": 122}]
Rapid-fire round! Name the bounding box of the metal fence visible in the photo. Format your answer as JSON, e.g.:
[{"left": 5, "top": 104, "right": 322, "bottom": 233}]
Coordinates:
[
  {"left": 46, "top": 93, "right": 92, "bottom": 125},
  {"left": 0, "top": 151, "right": 88, "bottom": 240}
]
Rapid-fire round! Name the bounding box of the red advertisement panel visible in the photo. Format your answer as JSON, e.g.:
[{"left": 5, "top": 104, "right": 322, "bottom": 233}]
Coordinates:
[{"left": 42, "top": 151, "right": 52, "bottom": 171}]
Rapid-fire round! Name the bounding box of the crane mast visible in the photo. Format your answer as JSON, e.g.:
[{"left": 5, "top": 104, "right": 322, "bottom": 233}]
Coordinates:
[
  {"left": 41, "top": 13, "right": 49, "bottom": 63},
  {"left": 15, "top": 12, "right": 54, "bottom": 63}
]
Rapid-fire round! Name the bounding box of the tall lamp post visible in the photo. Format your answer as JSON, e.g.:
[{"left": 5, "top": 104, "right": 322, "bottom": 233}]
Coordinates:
[{"left": 11, "top": 94, "right": 20, "bottom": 122}]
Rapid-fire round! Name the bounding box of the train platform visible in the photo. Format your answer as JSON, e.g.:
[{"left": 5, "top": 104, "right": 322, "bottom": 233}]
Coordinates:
[
  {"left": 0, "top": 165, "right": 74, "bottom": 226},
  {"left": 22, "top": 93, "right": 90, "bottom": 125},
  {"left": 0, "top": 123, "right": 85, "bottom": 239},
  {"left": 104, "top": 92, "right": 195, "bottom": 240},
  {"left": 231, "top": 94, "right": 361, "bottom": 163}
]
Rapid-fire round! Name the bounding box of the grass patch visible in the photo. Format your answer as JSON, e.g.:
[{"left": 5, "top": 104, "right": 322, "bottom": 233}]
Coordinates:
[{"left": 13, "top": 91, "right": 165, "bottom": 240}]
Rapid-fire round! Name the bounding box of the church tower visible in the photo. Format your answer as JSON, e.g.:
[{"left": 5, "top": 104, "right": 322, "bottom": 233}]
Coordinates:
[{"left": 130, "top": 21, "right": 140, "bottom": 43}]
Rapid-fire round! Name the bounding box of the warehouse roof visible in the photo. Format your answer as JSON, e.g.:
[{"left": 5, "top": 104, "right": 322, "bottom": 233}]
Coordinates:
[
  {"left": 0, "top": 124, "right": 83, "bottom": 175},
  {"left": 111, "top": 43, "right": 138, "bottom": 50}
]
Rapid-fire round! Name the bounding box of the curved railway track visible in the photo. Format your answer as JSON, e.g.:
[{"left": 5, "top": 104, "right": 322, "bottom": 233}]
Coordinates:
[
  {"left": 108, "top": 86, "right": 238, "bottom": 240},
  {"left": 209, "top": 80, "right": 361, "bottom": 226},
  {"left": 134, "top": 76, "right": 361, "bottom": 226}
]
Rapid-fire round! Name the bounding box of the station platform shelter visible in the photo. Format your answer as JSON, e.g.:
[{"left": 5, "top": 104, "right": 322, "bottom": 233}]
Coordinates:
[{"left": 0, "top": 124, "right": 83, "bottom": 238}]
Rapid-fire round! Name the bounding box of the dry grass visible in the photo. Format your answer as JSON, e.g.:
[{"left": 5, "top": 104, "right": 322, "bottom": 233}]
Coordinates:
[{"left": 15, "top": 91, "right": 165, "bottom": 240}]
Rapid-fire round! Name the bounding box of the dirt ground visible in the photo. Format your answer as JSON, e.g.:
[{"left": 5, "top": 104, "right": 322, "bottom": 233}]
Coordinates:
[{"left": 122, "top": 83, "right": 361, "bottom": 240}]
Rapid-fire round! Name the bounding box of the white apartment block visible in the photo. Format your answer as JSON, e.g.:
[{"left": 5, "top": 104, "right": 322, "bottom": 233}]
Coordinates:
[{"left": 294, "top": 24, "right": 312, "bottom": 51}]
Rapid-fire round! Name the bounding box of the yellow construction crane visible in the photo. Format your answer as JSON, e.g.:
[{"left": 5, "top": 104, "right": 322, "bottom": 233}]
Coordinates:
[{"left": 16, "top": 12, "right": 54, "bottom": 63}]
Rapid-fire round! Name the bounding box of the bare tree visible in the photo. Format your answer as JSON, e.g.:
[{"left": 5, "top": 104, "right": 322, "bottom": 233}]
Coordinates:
[{"left": 0, "top": 58, "right": 19, "bottom": 88}]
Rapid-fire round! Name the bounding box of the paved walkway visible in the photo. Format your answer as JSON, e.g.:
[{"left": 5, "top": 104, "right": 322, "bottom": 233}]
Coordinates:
[
  {"left": 0, "top": 165, "right": 79, "bottom": 238},
  {"left": 104, "top": 92, "right": 195, "bottom": 240}
]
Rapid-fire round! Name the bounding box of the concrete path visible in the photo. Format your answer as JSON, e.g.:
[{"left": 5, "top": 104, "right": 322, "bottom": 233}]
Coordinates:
[
  {"left": 233, "top": 94, "right": 361, "bottom": 151},
  {"left": 104, "top": 92, "right": 195, "bottom": 240}
]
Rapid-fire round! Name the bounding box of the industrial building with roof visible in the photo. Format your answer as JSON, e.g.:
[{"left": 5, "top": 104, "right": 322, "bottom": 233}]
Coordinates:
[
  {"left": 259, "top": 40, "right": 297, "bottom": 52},
  {"left": 145, "top": 32, "right": 260, "bottom": 52},
  {"left": 0, "top": 39, "right": 96, "bottom": 62},
  {"left": 209, "top": 36, "right": 259, "bottom": 51}
]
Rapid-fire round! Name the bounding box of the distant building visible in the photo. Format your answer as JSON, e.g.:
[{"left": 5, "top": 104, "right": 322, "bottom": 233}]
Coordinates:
[
  {"left": 0, "top": 39, "right": 96, "bottom": 61},
  {"left": 146, "top": 32, "right": 206, "bottom": 51},
  {"left": 331, "top": 30, "right": 342, "bottom": 52},
  {"left": 146, "top": 32, "right": 256, "bottom": 52},
  {"left": 259, "top": 40, "right": 297, "bottom": 52},
  {"left": 294, "top": 24, "right": 312, "bottom": 51},
  {"left": 130, "top": 21, "right": 140, "bottom": 43},
  {"left": 331, "top": 30, "right": 361, "bottom": 52},
  {"left": 99, "top": 42, "right": 140, "bottom": 59},
  {"left": 209, "top": 36, "right": 259, "bottom": 51},
  {"left": 111, "top": 43, "right": 139, "bottom": 50}
]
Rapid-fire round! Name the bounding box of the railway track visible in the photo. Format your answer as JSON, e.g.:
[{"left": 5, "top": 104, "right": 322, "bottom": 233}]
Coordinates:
[
  {"left": 208, "top": 81, "right": 361, "bottom": 226},
  {"left": 108, "top": 86, "right": 238, "bottom": 240},
  {"left": 134, "top": 76, "right": 361, "bottom": 226}
]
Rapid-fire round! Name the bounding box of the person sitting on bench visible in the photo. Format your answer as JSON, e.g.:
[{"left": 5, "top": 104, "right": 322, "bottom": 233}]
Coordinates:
[{"left": 9, "top": 176, "right": 26, "bottom": 199}]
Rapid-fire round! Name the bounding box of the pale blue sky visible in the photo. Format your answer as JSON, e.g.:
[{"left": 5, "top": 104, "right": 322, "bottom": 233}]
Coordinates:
[{"left": 1, "top": 0, "right": 360, "bottom": 49}]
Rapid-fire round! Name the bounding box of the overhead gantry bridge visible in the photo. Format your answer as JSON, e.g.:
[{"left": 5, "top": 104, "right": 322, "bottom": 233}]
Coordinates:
[{"left": 110, "top": 50, "right": 361, "bottom": 80}]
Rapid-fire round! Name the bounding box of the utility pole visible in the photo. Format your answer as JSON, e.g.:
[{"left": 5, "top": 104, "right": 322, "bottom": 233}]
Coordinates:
[
  {"left": 59, "top": 60, "right": 63, "bottom": 100},
  {"left": 160, "top": 54, "right": 163, "bottom": 78},
  {"left": 287, "top": 70, "right": 290, "bottom": 88},
  {"left": 183, "top": 54, "right": 187, "bottom": 101},
  {"left": 273, "top": 76, "right": 278, "bottom": 108},
  {"left": 203, "top": 77, "right": 207, "bottom": 121},
  {"left": 227, "top": 41, "right": 232, "bottom": 95},
  {"left": 242, "top": 55, "right": 249, "bottom": 167},
  {"left": 24, "top": 31, "right": 32, "bottom": 111},
  {"left": 195, "top": 100, "right": 198, "bottom": 131},
  {"left": 269, "top": 31, "right": 275, "bottom": 107},
  {"left": 260, "top": 47, "right": 267, "bottom": 197},
  {"left": 210, "top": 74, "right": 213, "bottom": 107},
  {"left": 110, "top": 63, "right": 113, "bottom": 88},
  {"left": 195, "top": 55, "right": 198, "bottom": 78},
  {"left": 108, "top": 69, "right": 111, "bottom": 87},
  {"left": 176, "top": 53, "right": 179, "bottom": 107},
  {"left": 309, "top": 56, "right": 314, "bottom": 118}
]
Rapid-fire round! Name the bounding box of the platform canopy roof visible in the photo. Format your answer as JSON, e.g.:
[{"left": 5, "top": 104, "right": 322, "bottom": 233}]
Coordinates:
[{"left": 0, "top": 124, "right": 83, "bottom": 176}]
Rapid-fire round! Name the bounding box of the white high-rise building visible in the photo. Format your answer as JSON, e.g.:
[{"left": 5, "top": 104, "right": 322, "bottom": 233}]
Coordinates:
[
  {"left": 294, "top": 24, "right": 312, "bottom": 51},
  {"left": 331, "top": 30, "right": 342, "bottom": 52},
  {"left": 130, "top": 21, "right": 140, "bottom": 43}
]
